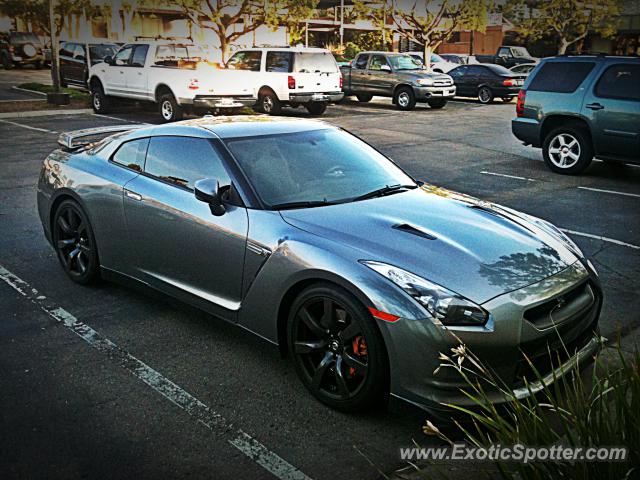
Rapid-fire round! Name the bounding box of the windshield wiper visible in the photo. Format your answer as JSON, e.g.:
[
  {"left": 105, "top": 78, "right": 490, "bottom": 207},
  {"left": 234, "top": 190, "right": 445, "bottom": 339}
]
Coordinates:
[
  {"left": 352, "top": 184, "right": 416, "bottom": 201},
  {"left": 271, "top": 200, "right": 339, "bottom": 210}
]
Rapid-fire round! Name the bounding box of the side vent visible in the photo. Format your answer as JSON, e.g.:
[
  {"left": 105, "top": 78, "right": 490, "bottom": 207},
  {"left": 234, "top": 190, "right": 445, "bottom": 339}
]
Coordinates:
[{"left": 392, "top": 223, "right": 436, "bottom": 240}]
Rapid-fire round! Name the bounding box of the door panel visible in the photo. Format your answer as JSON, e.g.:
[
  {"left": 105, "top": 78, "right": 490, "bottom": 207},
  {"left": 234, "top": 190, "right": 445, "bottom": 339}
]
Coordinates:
[
  {"left": 367, "top": 55, "right": 394, "bottom": 95},
  {"left": 105, "top": 44, "right": 133, "bottom": 94},
  {"left": 349, "top": 54, "right": 370, "bottom": 92},
  {"left": 124, "top": 44, "right": 149, "bottom": 98}
]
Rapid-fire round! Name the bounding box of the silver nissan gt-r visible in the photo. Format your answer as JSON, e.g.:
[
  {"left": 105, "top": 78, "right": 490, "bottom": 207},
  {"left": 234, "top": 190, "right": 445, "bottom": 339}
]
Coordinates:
[{"left": 37, "top": 116, "right": 602, "bottom": 414}]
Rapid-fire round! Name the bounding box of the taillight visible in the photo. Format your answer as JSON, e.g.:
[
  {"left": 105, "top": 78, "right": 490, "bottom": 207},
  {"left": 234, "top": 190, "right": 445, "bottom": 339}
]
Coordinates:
[
  {"left": 187, "top": 78, "right": 199, "bottom": 90},
  {"left": 288, "top": 75, "right": 296, "bottom": 89},
  {"left": 339, "top": 76, "right": 343, "bottom": 88},
  {"left": 503, "top": 78, "right": 515, "bottom": 86},
  {"left": 516, "top": 90, "right": 526, "bottom": 117}
]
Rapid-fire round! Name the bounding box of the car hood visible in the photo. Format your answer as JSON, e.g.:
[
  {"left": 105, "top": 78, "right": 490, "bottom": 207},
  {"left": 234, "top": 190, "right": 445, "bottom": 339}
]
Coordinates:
[
  {"left": 400, "top": 70, "right": 452, "bottom": 82},
  {"left": 280, "top": 185, "right": 579, "bottom": 304}
]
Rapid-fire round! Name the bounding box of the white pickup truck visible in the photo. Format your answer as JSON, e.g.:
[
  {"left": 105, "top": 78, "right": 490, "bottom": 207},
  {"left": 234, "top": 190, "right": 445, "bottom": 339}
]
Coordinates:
[{"left": 88, "top": 40, "right": 256, "bottom": 122}]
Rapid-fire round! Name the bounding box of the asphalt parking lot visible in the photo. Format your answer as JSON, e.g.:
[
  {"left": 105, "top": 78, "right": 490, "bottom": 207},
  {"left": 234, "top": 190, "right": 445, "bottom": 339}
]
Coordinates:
[{"left": 1, "top": 98, "right": 639, "bottom": 479}]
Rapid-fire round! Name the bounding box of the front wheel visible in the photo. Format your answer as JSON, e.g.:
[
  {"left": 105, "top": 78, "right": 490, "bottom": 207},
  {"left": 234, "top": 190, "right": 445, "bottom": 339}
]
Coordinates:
[
  {"left": 543, "top": 127, "right": 593, "bottom": 175},
  {"left": 394, "top": 87, "right": 416, "bottom": 111},
  {"left": 91, "top": 83, "right": 111, "bottom": 114},
  {"left": 158, "top": 93, "right": 183, "bottom": 122},
  {"left": 427, "top": 98, "right": 447, "bottom": 109},
  {"left": 288, "top": 283, "right": 388, "bottom": 411},
  {"left": 478, "top": 86, "right": 494, "bottom": 104},
  {"left": 305, "top": 102, "right": 327, "bottom": 116}
]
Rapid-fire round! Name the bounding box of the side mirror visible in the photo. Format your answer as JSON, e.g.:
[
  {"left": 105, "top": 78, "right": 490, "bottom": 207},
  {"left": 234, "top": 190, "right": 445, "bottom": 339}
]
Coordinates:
[
  {"left": 103, "top": 55, "right": 113, "bottom": 65},
  {"left": 380, "top": 64, "right": 391, "bottom": 72},
  {"left": 194, "top": 178, "right": 226, "bottom": 216}
]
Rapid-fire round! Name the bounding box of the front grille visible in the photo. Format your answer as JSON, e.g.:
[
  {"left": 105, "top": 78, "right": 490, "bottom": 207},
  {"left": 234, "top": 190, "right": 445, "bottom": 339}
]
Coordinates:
[
  {"left": 433, "top": 80, "right": 453, "bottom": 87},
  {"left": 524, "top": 281, "right": 595, "bottom": 330}
]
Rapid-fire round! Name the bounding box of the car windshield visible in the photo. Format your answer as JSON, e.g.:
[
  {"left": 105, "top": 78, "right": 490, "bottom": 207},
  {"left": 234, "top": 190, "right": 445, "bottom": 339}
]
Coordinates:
[
  {"left": 295, "top": 52, "right": 338, "bottom": 73},
  {"left": 225, "top": 129, "right": 416, "bottom": 208},
  {"left": 387, "top": 55, "right": 422, "bottom": 70},
  {"left": 511, "top": 47, "right": 530, "bottom": 58},
  {"left": 89, "top": 44, "right": 118, "bottom": 60}
]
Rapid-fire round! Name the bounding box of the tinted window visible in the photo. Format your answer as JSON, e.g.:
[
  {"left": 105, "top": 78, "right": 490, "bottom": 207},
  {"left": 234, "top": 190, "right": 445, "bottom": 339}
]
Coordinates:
[
  {"left": 59, "top": 42, "right": 74, "bottom": 57},
  {"left": 266, "top": 51, "right": 292, "bottom": 72},
  {"left": 89, "top": 44, "right": 117, "bottom": 62},
  {"left": 369, "top": 54, "right": 388, "bottom": 71},
  {"left": 448, "top": 65, "right": 468, "bottom": 78},
  {"left": 294, "top": 52, "right": 337, "bottom": 73},
  {"left": 131, "top": 45, "right": 148, "bottom": 67},
  {"left": 73, "top": 44, "right": 86, "bottom": 60},
  {"left": 111, "top": 138, "right": 149, "bottom": 172},
  {"left": 145, "top": 137, "right": 229, "bottom": 189},
  {"left": 467, "top": 65, "right": 487, "bottom": 75},
  {"left": 595, "top": 64, "right": 640, "bottom": 101},
  {"left": 114, "top": 45, "right": 133, "bottom": 66},
  {"left": 227, "top": 51, "right": 262, "bottom": 71},
  {"left": 354, "top": 54, "right": 369, "bottom": 70},
  {"left": 529, "top": 62, "right": 595, "bottom": 93}
]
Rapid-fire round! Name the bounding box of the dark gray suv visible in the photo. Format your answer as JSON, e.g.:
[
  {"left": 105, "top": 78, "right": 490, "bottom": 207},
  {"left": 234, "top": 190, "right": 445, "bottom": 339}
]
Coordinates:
[{"left": 512, "top": 56, "right": 640, "bottom": 174}]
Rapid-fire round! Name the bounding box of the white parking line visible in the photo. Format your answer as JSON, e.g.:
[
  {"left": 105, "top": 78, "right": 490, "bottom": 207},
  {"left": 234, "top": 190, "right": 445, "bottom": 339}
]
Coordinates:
[
  {"left": 92, "top": 113, "right": 149, "bottom": 124},
  {"left": 577, "top": 186, "right": 640, "bottom": 199},
  {"left": 480, "top": 171, "right": 536, "bottom": 182},
  {"left": 560, "top": 229, "right": 640, "bottom": 250},
  {"left": 0, "top": 265, "right": 311, "bottom": 480},
  {"left": 0, "top": 118, "right": 58, "bottom": 134}
]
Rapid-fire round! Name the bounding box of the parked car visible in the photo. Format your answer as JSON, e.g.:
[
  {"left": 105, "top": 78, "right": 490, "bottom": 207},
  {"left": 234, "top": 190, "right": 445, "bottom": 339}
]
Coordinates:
[
  {"left": 39, "top": 117, "right": 601, "bottom": 413},
  {"left": 510, "top": 63, "right": 537, "bottom": 75},
  {"left": 476, "top": 46, "right": 539, "bottom": 69},
  {"left": 512, "top": 55, "right": 640, "bottom": 174},
  {"left": 341, "top": 52, "right": 456, "bottom": 110},
  {"left": 448, "top": 63, "right": 526, "bottom": 103},
  {"left": 0, "top": 31, "right": 45, "bottom": 69},
  {"left": 89, "top": 40, "right": 256, "bottom": 122},
  {"left": 440, "top": 53, "right": 478, "bottom": 65},
  {"left": 406, "top": 51, "right": 457, "bottom": 73},
  {"left": 60, "top": 41, "right": 120, "bottom": 88},
  {"left": 226, "top": 47, "right": 343, "bottom": 116}
]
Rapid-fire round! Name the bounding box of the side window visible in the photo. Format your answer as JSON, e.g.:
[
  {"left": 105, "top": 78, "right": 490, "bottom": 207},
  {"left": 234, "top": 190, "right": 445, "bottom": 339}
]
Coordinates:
[
  {"left": 529, "top": 62, "right": 595, "bottom": 93},
  {"left": 227, "top": 51, "right": 262, "bottom": 71},
  {"left": 266, "top": 51, "right": 292, "bottom": 72},
  {"left": 498, "top": 47, "right": 511, "bottom": 57},
  {"left": 145, "top": 137, "right": 230, "bottom": 190},
  {"left": 369, "top": 55, "right": 388, "bottom": 71},
  {"left": 111, "top": 138, "right": 149, "bottom": 172},
  {"left": 73, "top": 44, "right": 86, "bottom": 61},
  {"left": 354, "top": 54, "right": 369, "bottom": 70},
  {"left": 131, "top": 45, "right": 148, "bottom": 67},
  {"left": 449, "top": 65, "right": 468, "bottom": 78},
  {"left": 595, "top": 64, "right": 640, "bottom": 101},
  {"left": 114, "top": 45, "right": 134, "bottom": 66},
  {"left": 467, "top": 65, "right": 485, "bottom": 76},
  {"left": 59, "top": 42, "right": 74, "bottom": 58}
]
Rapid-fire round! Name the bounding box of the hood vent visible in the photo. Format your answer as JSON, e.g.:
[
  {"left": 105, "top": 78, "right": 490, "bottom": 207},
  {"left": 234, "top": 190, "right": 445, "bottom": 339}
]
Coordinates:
[{"left": 392, "top": 223, "right": 436, "bottom": 240}]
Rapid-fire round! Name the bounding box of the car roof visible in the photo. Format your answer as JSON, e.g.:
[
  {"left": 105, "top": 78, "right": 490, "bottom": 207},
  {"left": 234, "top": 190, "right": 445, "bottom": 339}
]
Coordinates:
[
  {"left": 238, "top": 46, "right": 330, "bottom": 53},
  {"left": 543, "top": 55, "right": 639, "bottom": 63}
]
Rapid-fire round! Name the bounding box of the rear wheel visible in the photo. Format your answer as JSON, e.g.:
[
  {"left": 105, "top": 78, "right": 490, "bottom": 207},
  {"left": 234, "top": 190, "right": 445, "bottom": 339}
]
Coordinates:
[
  {"left": 258, "top": 90, "right": 281, "bottom": 115},
  {"left": 542, "top": 126, "right": 593, "bottom": 175},
  {"left": 159, "top": 93, "right": 183, "bottom": 122},
  {"left": 427, "top": 98, "right": 447, "bottom": 109},
  {"left": 305, "top": 102, "right": 327, "bottom": 116},
  {"left": 53, "top": 200, "right": 100, "bottom": 285},
  {"left": 394, "top": 87, "right": 416, "bottom": 111},
  {"left": 91, "top": 83, "right": 110, "bottom": 114},
  {"left": 288, "top": 283, "right": 388, "bottom": 411},
  {"left": 478, "top": 86, "right": 494, "bottom": 104},
  {"left": 356, "top": 93, "right": 373, "bottom": 103}
]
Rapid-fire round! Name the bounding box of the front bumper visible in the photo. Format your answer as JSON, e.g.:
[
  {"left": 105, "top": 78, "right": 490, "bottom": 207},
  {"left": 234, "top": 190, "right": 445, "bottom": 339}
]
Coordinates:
[
  {"left": 414, "top": 85, "right": 456, "bottom": 102},
  {"left": 288, "top": 92, "right": 344, "bottom": 104},
  {"left": 180, "top": 95, "right": 257, "bottom": 109},
  {"left": 383, "top": 260, "right": 602, "bottom": 412}
]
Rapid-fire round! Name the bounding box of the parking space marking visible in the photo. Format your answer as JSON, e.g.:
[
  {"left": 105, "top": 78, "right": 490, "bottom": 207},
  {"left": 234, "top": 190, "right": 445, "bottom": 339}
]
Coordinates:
[
  {"left": 480, "top": 171, "right": 536, "bottom": 182},
  {"left": 0, "top": 118, "right": 58, "bottom": 134},
  {"left": 91, "top": 113, "right": 149, "bottom": 124},
  {"left": 0, "top": 265, "right": 311, "bottom": 480},
  {"left": 577, "top": 186, "right": 640, "bottom": 199},
  {"left": 560, "top": 229, "right": 640, "bottom": 250}
]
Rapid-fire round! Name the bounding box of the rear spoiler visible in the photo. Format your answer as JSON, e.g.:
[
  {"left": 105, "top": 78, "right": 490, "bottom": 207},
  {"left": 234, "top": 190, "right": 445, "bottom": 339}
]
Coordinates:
[{"left": 57, "top": 124, "right": 148, "bottom": 150}]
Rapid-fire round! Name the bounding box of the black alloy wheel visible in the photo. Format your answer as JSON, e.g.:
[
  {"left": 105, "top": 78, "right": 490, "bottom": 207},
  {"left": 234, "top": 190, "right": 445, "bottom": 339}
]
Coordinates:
[
  {"left": 288, "top": 284, "right": 387, "bottom": 411},
  {"left": 53, "top": 200, "right": 99, "bottom": 284}
]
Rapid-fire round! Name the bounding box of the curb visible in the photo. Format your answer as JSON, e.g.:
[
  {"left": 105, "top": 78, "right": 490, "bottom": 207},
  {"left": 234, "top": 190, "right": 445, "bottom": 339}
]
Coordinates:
[
  {"left": 0, "top": 109, "right": 93, "bottom": 119},
  {"left": 11, "top": 85, "right": 48, "bottom": 97}
]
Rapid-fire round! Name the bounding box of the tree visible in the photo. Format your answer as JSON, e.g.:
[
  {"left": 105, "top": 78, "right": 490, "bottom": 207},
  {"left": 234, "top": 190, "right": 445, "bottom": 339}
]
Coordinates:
[
  {"left": 0, "top": 0, "right": 91, "bottom": 36},
  {"left": 505, "top": 0, "right": 620, "bottom": 54}
]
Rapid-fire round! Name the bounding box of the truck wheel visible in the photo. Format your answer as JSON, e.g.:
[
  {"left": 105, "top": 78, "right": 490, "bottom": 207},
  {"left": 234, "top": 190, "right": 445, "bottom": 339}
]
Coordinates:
[
  {"left": 427, "top": 98, "right": 447, "bottom": 109},
  {"left": 356, "top": 93, "right": 373, "bottom": 103},
  {"left": 159, "top": 93, "right": 183, "bottom": 122},
  {"left": 305, "top": 102, "right": 327, "bottom": 116},
  {"left": 543, "top": 126, "right": 593, "bottom": 175},
  {"left": 91, "top": 84, "right": 111, "bottom": 114},
  {"left": 258, "top": 91, "right": 282, "bottom": 115},
  {"left": 394, "top": 87, "right": 416, "bottom": 111},
  {"left": 478, "top": 87, "right": 494, "bottom": 104}
]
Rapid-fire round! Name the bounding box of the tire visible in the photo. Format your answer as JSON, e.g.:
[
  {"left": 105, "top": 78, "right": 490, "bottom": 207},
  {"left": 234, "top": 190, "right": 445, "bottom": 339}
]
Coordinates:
[
  {"left": 394, "top": 86, "right": 416, "bottom": 111},
  {"left": 478, "top": 86, "right": 494, "bottom": 104},
  {"left": 34, "top": 60, "right": 42, "bottom": 69},
  {"left": 427, "top": 98, "right": 447, "bottom": 109},
  {"left": 502, "top": 96, "right": 514, "bottom": 103},
  {"left": 305, "top": 102, "right": 327, "bottom": 116},
  {"left": 287, "top": 283, "right": 388, "bottom": 412},
  {"left": 52, "top": 200, "right": 100, "bottom": 285},
  {"left": 542, "top": 126, "right": 594, "bottom": 175},
  {"left": 158, "top": 92, "right": 183, "bottom": 122},
  {"left": 356, "top": 93, "right": 373, "bottom": 103},
  {"left": 91, "top": 83, "right": 111, "bottom": 114},
  {"left": 258, "top": 90, "right": 282, "bottom": 115}
]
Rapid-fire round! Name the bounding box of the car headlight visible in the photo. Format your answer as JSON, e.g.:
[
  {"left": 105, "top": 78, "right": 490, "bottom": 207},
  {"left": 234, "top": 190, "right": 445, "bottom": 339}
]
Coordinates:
[
  {"left": 361, "top": 261, "right": 488, "bottom": 327},
  {"left": 416, "top": 78, "right": 434, "bottom": 86}
]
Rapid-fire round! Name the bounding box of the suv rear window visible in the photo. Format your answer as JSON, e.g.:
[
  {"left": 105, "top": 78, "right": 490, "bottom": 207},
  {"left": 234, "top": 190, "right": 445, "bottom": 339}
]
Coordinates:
[
  {"left": 294, "top": 52, "right": 337, "bottom": 73},
  {"left": 595, "top": 64, "right": 640, "bottom": 101},
  {"left": 528, "top": 62, "right": 595, "bottom": 93}
]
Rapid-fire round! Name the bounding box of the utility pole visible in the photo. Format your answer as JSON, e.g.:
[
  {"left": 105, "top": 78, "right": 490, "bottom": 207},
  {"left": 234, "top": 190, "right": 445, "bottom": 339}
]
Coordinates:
[{"left": 339, "top": 0, "right": 344, "bottom": 47}]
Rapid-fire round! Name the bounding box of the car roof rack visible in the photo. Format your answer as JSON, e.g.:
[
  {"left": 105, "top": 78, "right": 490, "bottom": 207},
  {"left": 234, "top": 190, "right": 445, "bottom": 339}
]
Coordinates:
[{"left": 133, "top": 35, "right": 194, "bottom": 42}]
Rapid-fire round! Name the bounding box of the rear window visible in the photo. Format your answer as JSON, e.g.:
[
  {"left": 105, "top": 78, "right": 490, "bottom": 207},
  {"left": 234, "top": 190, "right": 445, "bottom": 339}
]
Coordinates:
[
  {"left": 294, "top": 52, "right": 337, "bottom": 73},
  {"left": 528, "top": 62, "right": 595, "bottom": 93},
  {"left": 595, "top": 64, "right": 640, "bottom": 101},
  {"left": 154, "top": 44, "right": 203, "bottom": 69}
]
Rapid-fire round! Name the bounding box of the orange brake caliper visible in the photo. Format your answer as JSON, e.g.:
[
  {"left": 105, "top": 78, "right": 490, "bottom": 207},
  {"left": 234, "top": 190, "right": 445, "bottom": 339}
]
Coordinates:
[{"left": 349, "top": 336, "right": 368, "bottom": 377}]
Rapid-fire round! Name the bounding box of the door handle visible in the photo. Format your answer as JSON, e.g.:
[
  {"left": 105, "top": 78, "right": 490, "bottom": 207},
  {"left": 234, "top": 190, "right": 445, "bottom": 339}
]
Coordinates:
[
  {"left": 125, "top": 190, "right": 142, "bottom": 201},
  {"left": 586, "top": 103, "right": 604, "bottom": 110}
]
